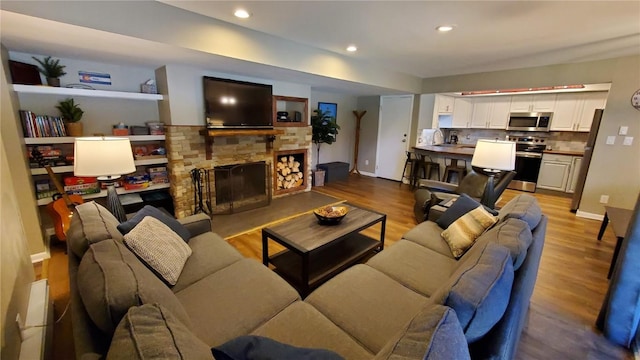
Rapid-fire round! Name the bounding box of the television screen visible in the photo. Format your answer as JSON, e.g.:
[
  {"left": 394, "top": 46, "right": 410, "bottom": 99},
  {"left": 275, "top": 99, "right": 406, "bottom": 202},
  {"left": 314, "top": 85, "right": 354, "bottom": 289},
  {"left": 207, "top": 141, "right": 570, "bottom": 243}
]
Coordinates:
[{"left": 204, "top": 76, "right": 273, "bottom": 129}]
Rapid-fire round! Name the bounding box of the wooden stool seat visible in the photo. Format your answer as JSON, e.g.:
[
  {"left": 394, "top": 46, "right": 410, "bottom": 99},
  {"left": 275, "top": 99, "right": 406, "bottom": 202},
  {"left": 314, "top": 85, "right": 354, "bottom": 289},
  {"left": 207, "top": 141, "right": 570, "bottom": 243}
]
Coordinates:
[{"left": 443, "top": 159, "right": 467, "bottom": 184}]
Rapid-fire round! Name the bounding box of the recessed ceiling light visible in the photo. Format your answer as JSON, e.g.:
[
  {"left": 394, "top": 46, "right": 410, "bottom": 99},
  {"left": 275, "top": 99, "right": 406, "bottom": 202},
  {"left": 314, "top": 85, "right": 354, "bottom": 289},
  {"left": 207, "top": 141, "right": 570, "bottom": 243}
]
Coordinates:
[
  {"left": 436, "top": 25, "right": 454, "bottom": 32},
  {"left": 346, "top": 45, "right": 357, "bottom": 52},
  {"left": 234, "top": 9, "right": 251, "bottom": 19}
]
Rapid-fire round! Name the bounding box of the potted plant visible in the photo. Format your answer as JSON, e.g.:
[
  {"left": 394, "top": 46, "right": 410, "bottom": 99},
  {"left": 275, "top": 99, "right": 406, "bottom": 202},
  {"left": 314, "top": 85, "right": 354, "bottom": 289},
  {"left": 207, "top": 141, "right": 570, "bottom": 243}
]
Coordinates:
[
  {"left": 32, "top": 56, "right": 67, "bottom": 87},
  {"left": 56, "top": 98, "right": 84, "bottom": 136},
  {"left": 311, "top": 109, "right": 340, "bottom": 186}
]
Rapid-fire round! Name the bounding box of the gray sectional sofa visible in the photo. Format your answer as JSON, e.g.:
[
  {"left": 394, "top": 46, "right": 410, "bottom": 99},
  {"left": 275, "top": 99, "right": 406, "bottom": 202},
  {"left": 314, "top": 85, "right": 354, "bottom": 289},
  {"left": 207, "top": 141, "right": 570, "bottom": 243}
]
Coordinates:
[{"left": 67, "top": 194, "right": 547, "bottom": 359}]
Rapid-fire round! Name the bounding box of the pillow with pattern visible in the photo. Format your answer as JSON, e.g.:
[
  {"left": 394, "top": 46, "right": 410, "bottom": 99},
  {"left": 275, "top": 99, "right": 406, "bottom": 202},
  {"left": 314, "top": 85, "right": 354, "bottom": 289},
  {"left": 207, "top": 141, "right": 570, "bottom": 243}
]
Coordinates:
[
  {"left": 441, "top": 206, "right": 498, "bottom": 258},
  {"left": 124, "top": 216, "right": 192, "bottom": 285}
]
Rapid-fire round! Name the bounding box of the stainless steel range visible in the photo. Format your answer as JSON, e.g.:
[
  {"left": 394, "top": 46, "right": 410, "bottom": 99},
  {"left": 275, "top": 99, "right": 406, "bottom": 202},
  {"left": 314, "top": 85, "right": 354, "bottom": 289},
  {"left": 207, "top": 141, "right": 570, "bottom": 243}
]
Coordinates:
[{"left": 506, "top": 135, "right": 547, "bottom": 192}]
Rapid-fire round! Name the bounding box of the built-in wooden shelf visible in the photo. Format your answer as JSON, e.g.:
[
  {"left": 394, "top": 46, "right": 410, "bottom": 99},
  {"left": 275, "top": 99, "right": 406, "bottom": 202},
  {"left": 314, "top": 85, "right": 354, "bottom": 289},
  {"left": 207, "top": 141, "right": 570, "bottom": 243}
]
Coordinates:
[
  {"left": 199, "top": 129, "right": 285, "bottom": 160},
  {"left": 12, "top": 84, "right": 164, "bottom": 101}
]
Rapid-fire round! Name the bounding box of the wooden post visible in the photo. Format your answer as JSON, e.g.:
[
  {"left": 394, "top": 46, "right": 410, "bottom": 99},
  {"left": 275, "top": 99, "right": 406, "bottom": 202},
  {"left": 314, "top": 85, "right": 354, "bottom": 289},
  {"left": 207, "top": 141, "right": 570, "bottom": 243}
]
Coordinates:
[{"left": 350, "top": 110, "right": 367, "bottom": 174}]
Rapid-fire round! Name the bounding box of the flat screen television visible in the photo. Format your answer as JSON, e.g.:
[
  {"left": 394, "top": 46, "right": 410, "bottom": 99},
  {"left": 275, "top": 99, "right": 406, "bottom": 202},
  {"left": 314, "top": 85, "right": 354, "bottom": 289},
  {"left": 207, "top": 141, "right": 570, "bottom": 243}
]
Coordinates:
[{"left": 203, "top": 76, "right": 273, "bottom": 129}]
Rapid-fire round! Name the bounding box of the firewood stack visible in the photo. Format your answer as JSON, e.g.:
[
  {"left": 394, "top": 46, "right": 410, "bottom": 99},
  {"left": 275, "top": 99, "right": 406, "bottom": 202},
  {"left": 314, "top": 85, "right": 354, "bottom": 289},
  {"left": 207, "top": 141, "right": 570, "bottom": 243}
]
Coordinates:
[{"left": 276, "top": 156, "right": 304, "bottom": 189}]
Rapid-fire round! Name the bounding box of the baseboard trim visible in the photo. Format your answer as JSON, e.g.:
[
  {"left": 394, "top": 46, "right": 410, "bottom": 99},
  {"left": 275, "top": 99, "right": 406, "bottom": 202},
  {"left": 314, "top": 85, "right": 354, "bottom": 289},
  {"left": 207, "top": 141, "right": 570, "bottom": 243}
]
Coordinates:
[
  {"left": 30, "top": 251, "right": 50, "bottom": 264},
  {"left": 576, "top": 210, "right": 604, "bottom": 221},
  {"left": 357, "top": 171, "right": 376, "bottom": 178}
]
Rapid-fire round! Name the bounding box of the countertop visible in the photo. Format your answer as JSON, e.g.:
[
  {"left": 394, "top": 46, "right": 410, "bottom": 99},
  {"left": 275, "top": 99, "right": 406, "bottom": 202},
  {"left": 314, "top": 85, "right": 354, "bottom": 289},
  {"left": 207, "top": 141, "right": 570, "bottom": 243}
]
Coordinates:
[
  {"left": 543, "top": 149, "right": 584, "bottom": 156},
  {"left": 413, "top": 144, "right": 476, "bottom": 157}
]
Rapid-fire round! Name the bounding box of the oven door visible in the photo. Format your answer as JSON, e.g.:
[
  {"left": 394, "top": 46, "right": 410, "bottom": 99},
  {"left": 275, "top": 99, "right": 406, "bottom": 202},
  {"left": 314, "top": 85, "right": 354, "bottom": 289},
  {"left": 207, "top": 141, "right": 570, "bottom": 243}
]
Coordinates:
[{"left": 508, "top": 153, "right": 542, "bottom": 192}]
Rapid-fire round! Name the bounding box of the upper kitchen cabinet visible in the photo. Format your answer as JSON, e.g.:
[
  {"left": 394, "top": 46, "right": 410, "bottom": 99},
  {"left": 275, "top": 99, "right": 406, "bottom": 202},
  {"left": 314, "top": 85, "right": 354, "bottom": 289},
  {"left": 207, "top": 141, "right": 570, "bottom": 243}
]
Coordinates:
[
  {"left": 509, "top": 94, "right": 557, "bottom": 112},
  {"left": 435, "top": 94, "right": 455, "bottom": 114},
  {"left": 550, "top": 92, "right": 608, "bottom": 131},
  {"left": 470, "top": 97, "right": 510, "bottom": 129},
  {"left": 452, "top": 97, "right": 473, "bottom": 128}
]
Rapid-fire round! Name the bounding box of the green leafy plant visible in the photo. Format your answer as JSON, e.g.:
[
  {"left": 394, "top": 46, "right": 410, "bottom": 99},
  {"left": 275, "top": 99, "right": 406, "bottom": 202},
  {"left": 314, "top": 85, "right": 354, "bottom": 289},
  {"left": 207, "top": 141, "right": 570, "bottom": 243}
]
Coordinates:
[
  {"left": 32, "top": 56, "right": 67, "bottom": 78},
  {"left": 311, "top": 109, "right": 340, "bottom": 169},
  {"left": 56, "top": 98, "right": 84, "bottom": 123}
]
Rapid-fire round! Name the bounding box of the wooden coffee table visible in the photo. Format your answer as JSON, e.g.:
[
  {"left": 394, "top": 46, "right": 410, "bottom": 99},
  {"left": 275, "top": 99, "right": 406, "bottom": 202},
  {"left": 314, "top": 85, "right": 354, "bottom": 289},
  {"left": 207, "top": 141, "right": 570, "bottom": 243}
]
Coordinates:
[{"left": 262, "top": 203, "right": 386, "bottom": 296}]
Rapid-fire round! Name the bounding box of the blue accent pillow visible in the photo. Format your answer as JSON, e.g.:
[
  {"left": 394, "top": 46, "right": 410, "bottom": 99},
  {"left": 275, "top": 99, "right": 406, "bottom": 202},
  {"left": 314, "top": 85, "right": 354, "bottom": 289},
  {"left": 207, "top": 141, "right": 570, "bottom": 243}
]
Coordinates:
[
  {"left": 437, "top": 194, "right": 479, "bottom": 229},
  {"left": 117, "top": 205, "right": 191, "bottom": 242},
  {"left": 212, "top": 336, "right": 344, "bottom": 360},
  {"left": 446, "top": 243, "right": 514, "bottom": 342}
]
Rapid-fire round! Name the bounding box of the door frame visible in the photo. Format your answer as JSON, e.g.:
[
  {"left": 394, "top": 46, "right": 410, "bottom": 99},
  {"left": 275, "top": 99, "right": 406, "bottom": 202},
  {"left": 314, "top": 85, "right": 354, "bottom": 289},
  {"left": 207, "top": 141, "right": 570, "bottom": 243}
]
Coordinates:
[{"left": 375, "top": 94, "right": 414, "bottom": 180}]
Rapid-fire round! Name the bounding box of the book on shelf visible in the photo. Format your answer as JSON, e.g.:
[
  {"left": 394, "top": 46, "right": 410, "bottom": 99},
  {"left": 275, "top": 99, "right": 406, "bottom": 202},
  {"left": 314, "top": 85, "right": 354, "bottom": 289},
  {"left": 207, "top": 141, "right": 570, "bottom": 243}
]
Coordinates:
[{"left": 20, "top": 110, "right": 67, "bottom": 138}]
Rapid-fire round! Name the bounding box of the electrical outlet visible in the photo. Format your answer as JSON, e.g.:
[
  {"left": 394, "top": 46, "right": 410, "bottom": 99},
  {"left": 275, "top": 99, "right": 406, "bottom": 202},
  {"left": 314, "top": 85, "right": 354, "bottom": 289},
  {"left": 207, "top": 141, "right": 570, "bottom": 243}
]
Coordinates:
[
  {"left": 600, "top": 195, "right": 609, "bottom": 204},
  {"left": 365, "top": 160, "right": 369, "bottom": 166},
  {"left": 623, "top": 137, "right": 634, "bottom": 146},
  {"left": 606, "top": 136, "right": 616, "bottom": 145}
]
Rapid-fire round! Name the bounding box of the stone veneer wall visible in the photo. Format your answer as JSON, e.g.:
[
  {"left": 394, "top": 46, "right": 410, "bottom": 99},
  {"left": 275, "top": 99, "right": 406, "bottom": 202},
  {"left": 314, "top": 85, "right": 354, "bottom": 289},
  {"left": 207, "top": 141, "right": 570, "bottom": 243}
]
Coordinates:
[{"left": 166, "top": 125, "right": 312, "bottom": 218}]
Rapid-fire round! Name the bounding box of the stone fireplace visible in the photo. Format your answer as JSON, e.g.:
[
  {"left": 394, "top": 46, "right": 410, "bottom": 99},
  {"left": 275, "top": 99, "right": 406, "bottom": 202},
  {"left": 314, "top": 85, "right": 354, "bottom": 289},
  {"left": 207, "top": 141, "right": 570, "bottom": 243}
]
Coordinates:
[{"left": 165, "top": 125, "right": 312, "bottom": 218}]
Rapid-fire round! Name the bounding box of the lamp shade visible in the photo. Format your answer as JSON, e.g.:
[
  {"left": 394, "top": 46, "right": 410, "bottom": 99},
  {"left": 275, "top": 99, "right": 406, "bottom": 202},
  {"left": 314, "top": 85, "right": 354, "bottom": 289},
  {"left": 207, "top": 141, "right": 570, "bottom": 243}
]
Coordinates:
[
  {"left": 471, "top": 139, "right": 516, "bottom": 171},
  {"left": 74, "top": 137, "right": 136, "bottom": 177}
]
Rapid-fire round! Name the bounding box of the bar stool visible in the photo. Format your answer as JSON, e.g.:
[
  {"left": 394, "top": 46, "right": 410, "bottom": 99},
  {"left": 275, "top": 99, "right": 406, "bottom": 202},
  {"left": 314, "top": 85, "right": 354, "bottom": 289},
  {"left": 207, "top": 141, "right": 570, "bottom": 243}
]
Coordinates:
[
  {"left": 443, "top": 159, "right": 467, "bottom": 184},
  {"left": 401, "top": 151, "right": 421, "bottom": 187},
  {"left": 422, "top": 155, "right": 441, "bottom": 182}
]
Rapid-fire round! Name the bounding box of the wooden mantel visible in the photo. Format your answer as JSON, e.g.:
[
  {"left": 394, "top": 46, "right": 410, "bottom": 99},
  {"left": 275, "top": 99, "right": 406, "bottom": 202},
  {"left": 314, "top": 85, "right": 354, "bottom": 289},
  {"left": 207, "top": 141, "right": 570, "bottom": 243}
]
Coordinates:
[{"left": 199, "top": 128, "right": 285, "bottom": 160}]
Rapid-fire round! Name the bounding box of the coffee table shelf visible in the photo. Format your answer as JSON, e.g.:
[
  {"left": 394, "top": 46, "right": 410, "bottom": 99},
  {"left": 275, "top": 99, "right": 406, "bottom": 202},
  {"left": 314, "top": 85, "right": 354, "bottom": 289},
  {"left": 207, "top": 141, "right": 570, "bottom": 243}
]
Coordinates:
[
  {"left": 262, "top": 203, "right": 386, "bottom": 297},
  {"left": 270, "top": 233, "right": 380, "bottom": 287}
]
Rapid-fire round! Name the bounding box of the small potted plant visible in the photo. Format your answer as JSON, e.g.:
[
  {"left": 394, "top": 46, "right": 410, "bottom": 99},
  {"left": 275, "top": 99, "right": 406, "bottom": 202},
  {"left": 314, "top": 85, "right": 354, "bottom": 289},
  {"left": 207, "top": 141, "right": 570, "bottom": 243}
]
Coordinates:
[
  {"left": 32, "top": 56, "right": 67, "bottom": 87},
  {"left": 311, "top": 109, "right": 340, "bottom": 186},
  {"left": 56, "top": 98, "right": 84, "bottom": 136}
]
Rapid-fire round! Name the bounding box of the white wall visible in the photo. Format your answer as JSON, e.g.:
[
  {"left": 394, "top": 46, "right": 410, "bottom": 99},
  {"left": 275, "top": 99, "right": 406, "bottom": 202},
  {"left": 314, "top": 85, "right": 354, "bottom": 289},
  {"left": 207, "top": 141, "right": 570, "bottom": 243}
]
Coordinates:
[
  {"left": 1, "top": 47, "right": 36, "bottom": 360},
  {"left": 310, "top": 90, "right": 358, "bottom": 168}
]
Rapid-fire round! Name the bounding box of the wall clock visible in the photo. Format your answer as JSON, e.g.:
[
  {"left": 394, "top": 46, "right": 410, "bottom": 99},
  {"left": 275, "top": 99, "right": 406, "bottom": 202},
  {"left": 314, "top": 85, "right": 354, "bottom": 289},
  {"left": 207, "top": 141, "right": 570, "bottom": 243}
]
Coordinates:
[{"left": 632, "top": 89, "right": 640, "bottom": 110}]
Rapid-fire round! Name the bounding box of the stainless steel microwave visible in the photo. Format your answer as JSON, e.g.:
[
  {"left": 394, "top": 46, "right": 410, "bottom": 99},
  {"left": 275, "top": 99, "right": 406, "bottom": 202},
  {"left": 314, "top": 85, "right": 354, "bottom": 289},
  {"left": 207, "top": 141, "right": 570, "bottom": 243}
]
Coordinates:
[{"left": 507, "top": 112, "right": 553, "bottom": 131}]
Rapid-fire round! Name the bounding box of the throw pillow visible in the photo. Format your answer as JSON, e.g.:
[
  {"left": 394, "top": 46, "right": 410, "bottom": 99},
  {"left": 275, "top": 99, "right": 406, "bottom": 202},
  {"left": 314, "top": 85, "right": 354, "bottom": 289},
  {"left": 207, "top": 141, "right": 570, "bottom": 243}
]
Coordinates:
[
  {"left": 124, "top": 216, "right": 192, "bottom": 285},
  {"left": 377, "top": 304, "right": 470, "bottom": 360},
  {"left": 436, "top": 193, "right": 497, "bottom": 229},
  {"left": 445, "top": 243, "right": 514, "bottom": 342},
  {"left": 212, "top": 336, "right": 344, "bottom": 360},
  {"left": 118, "top": 205, "right": 191, "bottom": 242},
  {"left": 441, "top": 205, "right": 498, "bottom": 258},
  {"left": 107, "top": 304, "right": 213, "bottom": 360}
]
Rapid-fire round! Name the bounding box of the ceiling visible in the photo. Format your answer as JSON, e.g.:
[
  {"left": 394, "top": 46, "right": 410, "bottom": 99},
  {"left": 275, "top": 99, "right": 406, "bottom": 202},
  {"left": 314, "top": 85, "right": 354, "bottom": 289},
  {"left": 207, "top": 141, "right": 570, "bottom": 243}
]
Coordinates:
[{"left": 1, "top": 1, "right": 639, "bottom": 95}]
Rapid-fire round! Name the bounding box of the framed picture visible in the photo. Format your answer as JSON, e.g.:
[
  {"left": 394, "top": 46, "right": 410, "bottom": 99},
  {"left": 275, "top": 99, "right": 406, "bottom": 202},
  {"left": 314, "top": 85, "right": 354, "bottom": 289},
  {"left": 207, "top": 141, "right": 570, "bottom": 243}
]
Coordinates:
[{"left": 318, "top": 102, "right": 337, "bottom": 121}]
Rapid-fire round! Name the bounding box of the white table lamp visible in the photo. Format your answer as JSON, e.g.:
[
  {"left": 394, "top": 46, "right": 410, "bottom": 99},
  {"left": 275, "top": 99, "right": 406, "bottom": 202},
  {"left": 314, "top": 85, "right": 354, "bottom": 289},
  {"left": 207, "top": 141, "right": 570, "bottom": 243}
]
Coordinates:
[
  {"left": 471, "top": 139, "right": 516, "bottom": 208},
  {"left": 74, "top": 137, "right": 136, "bottom": 222}
]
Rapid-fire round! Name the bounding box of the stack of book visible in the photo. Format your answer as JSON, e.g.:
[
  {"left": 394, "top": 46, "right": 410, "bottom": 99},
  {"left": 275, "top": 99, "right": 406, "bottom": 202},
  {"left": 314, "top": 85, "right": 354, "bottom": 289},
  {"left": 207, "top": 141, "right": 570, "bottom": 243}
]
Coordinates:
[
  {"left": 20, "top": 110, "right": 67, "bottom": 138},
  {"left": 63, "top": 176, "right": 100, "bottom": 196}
]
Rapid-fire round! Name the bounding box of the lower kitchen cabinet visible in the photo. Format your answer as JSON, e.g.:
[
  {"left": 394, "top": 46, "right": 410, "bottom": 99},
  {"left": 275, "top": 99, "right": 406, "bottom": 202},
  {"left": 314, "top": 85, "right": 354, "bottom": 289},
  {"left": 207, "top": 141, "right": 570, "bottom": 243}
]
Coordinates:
[
  {"left": 537, "top": 154, "right": 583, "bottom": 192},
  {"left": 537, "top": 154, "right": 571, "bottom": 191},
  {"left": 566, "top": 157, "right": 583, "bottom": 193}
]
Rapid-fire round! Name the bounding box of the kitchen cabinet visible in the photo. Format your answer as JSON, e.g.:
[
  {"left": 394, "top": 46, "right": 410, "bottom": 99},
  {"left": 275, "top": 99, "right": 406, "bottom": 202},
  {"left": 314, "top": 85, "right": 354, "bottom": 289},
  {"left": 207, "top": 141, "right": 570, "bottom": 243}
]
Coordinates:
[
  {"left": 452, "top": 98, "right": 472, "bottom": 128},
  {"left": 436, "top": 94, "right": 455, "bottom": 114},
  {"left": 550, "top": 92, "right": 608, "bottom": 131},
  {"left": 470, "top": 97, "right": 510, "bottom": 129},
  {"left": 566, "top": 156, "right": 583, "bottom": 193},
  {"left": 509, "top": 94, "right": 556, "bottom": 112},
  {"left": 537, "top": 154, "right": 572, "bottom": 191}
]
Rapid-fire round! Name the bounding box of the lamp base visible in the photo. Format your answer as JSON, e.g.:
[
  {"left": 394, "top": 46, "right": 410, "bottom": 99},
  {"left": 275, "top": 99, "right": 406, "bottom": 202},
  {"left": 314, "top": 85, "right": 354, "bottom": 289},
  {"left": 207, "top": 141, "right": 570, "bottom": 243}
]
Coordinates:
[{"left": 106, "top": 184, "right": 127, "bottom": 222}]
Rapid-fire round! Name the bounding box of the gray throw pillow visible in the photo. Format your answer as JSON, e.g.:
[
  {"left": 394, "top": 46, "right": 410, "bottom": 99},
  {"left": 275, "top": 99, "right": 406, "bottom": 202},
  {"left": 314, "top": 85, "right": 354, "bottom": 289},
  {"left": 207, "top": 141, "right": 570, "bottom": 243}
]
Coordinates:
[
  {"left": 107, "top": 304, "right": 213, "bottom": 360},
  {"left": 498, "top": 194, "right": 542, "bottom": 229},
  {"left": 376, "top": 304, "right": 471, "bottom": 360},
  {"left": 118, "top": 205, "right": 191, "bottom": 242},
  {"left": 445, "top": 242, "right": 514, "bottom": 342}
]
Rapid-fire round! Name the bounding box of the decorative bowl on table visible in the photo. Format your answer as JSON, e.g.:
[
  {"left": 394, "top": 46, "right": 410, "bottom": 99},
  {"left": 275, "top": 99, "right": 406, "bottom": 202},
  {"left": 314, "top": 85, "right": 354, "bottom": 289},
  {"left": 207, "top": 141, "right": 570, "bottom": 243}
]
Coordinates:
[{"left": 313, "top": 205, "right": 349, "bottom": 225}]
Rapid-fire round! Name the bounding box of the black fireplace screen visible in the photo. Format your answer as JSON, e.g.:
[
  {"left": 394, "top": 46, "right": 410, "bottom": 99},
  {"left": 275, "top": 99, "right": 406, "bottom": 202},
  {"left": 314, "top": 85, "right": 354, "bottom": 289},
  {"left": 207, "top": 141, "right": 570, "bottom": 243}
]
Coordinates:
[{"left": 208, "top": 161, "right": 271, "bottom": 214}]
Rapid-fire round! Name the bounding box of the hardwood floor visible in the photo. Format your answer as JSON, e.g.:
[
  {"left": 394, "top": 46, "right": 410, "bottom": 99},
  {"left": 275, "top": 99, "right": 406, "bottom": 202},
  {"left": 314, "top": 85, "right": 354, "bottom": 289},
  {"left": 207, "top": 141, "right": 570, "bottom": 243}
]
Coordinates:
[{"left": 43, "top": 174, "right": 632, "bottom": 359}]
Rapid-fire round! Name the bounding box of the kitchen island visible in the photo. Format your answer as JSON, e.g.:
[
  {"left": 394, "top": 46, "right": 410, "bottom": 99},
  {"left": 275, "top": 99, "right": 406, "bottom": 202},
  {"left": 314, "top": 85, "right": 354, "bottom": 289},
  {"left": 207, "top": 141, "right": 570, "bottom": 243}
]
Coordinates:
[{"left": 411, "top": 144, "right": 476, "bottom": 183}]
